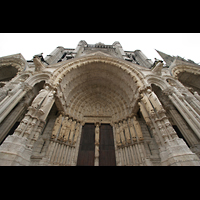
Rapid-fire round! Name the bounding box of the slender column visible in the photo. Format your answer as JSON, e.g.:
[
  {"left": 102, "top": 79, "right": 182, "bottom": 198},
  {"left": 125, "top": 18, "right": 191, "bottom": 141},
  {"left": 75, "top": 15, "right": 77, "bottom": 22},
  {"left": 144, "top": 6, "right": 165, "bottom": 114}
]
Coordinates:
[
  {"left": 185, "top": 94, "right": 200, "bottom": 116},
  {"left": 168, "top": 92, "right": 200, "bottom": 139},
  {"left": 0, "top": 82, "right": 32, "bottom": 123}
]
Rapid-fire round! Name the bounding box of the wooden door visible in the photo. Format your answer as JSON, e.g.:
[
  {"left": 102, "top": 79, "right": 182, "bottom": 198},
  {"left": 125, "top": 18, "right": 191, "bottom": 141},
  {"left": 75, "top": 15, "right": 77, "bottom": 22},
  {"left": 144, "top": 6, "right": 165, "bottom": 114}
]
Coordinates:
[
  {"left": 77, "top": 123, "right": 95, "bottom": 166},
  {"left": 99, "top": 124, "right": 116, "bottom": 166}
]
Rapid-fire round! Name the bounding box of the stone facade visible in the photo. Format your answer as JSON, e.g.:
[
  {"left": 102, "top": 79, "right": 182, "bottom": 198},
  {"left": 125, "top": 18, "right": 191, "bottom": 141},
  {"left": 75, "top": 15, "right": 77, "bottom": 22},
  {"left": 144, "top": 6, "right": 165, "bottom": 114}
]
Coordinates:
[{"left": 0, "top": 40, "right": 200, "bottom": 166}]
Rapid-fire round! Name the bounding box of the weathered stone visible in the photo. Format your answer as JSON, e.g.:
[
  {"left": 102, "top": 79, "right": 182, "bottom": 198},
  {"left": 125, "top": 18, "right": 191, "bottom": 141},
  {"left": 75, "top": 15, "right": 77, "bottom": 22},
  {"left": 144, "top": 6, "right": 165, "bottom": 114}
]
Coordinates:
[{"left": 0, "top": 40, "right": 200, "bottom": 166}]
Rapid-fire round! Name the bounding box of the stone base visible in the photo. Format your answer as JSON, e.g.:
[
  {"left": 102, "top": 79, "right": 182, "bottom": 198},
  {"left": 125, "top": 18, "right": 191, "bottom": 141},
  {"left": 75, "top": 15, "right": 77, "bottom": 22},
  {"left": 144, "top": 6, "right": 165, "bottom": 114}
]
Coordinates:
[
  {"left": 160, "top": 138, "right": 200, "bottom": 166},
  {"left": 0, "top": 135, "right": 32, "bottom": 166}
]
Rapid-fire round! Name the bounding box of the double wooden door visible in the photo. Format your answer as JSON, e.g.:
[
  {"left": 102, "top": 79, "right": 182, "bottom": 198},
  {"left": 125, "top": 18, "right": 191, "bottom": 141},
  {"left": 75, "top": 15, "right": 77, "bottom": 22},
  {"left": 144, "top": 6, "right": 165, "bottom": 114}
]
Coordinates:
[{"left": 77, "top": 123, "right": 116, "bottom": 166}]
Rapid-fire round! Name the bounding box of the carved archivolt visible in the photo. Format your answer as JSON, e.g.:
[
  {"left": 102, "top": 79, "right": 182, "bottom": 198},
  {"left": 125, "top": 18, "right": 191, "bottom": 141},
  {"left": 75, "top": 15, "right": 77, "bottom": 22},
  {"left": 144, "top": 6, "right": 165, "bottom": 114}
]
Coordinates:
[
  {"left": 0, "top": 53, "right": 28, "bottom": 73},
  {"left": 49, "top": 53, "right": 147, "bottom": 123},
  {"left": 170, "top": 63, "right": 200, "bottom": 79}
]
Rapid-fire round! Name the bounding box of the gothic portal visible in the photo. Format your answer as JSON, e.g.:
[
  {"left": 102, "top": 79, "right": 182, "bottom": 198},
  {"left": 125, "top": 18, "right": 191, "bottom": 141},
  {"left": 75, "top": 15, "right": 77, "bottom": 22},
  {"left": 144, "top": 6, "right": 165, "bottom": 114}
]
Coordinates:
[{"left": 1, "top": 40, "right": 200, "bottom": 166}]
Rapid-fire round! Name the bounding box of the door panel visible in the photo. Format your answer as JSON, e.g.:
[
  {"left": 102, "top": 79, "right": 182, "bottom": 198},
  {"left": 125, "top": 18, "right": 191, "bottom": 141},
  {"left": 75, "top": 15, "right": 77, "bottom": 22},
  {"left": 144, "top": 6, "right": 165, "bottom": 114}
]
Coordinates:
[
  {"left": 99, "top": 124, "right": 116, "bottom": 166},
  {"left": 77, "top": 123, "right": 95, "bottom": 166}
]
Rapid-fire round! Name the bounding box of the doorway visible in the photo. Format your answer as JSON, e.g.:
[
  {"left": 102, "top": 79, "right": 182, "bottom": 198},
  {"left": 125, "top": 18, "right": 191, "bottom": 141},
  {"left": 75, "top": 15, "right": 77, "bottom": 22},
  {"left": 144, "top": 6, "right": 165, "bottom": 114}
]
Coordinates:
[
  {"left": 77, "top": 123, "right": 95, "bottom": 166},
  {"left": 77, "top": 123, "right": 116, "bottom": 166}
]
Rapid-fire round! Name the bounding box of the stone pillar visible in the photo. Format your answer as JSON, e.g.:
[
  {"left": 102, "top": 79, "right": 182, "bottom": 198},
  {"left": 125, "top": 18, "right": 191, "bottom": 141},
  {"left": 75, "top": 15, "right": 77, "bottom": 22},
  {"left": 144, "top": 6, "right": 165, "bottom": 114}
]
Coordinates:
[
  {"left": 184, "top": 92, "right": 200, "bottom": 116},
  {"left": 0, "top": 85, "right": 55, "bottom": 165},
  {"left": 139, "top": 88, "right": 200, "bottom": 166},
  {"left": 0, "top": 82, "right": 32, "bottom": 123},
  {"left": 164, "top": 87, "right": 200, "bottom": 140}
]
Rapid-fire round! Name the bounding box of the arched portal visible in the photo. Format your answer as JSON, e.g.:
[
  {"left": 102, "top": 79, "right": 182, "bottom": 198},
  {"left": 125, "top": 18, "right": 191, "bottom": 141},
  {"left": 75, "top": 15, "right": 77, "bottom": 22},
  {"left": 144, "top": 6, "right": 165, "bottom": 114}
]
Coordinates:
[{"left": 44, "top": 53, "right": 149, "bottom": 166}]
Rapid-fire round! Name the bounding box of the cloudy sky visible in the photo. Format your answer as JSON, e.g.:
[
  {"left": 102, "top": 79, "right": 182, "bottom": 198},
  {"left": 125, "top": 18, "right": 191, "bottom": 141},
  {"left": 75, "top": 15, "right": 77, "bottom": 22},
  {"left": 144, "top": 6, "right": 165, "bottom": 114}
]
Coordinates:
[{"left": 1, "top": 33, "right": 200, "bottom": 64}]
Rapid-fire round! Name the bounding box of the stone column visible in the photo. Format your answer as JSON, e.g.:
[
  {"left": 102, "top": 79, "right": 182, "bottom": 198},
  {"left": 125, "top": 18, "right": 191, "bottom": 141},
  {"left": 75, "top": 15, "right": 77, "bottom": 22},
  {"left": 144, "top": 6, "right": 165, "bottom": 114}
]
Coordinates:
[
  {"left": 164, "top": 87, "right": 200, "bottom": 140},
  {"left": 139, "top": 88, "right": 200, "bottom": 166},
  {"left": 0, "top": 82, "right": 32, "bottom": 123},
  {"left": 184, "top": 92, "right": 200, "bottom": 116},
  {"left": 0, "top": 85, "right": 55, "bottom": 165}
]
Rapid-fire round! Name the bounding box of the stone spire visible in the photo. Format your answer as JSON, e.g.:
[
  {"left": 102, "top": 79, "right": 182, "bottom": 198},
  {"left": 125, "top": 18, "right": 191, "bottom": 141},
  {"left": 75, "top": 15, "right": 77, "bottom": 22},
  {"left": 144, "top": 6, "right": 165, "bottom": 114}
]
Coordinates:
[{"left": 155, "top": 49, "right": 175, "bottom": 67}]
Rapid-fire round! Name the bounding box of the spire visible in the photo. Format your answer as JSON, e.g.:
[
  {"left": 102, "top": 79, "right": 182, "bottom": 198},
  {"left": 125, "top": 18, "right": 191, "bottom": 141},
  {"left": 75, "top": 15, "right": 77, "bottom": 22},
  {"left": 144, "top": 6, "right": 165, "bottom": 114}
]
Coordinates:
[{"left": 155, "top": 49, "right": 175, "bottom": 67}]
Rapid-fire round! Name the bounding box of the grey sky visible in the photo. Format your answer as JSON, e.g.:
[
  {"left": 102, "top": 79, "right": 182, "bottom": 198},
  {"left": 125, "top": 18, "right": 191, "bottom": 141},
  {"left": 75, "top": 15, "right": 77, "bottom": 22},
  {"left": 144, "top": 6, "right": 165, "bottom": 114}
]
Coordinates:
[{"left": 0, "top": 33, "right": 200, "bottom": 64}]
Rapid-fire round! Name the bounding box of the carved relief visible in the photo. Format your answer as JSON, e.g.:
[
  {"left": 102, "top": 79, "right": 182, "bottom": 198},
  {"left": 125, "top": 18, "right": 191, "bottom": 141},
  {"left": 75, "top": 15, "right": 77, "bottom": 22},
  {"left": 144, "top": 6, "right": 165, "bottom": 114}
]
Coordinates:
[
  {"left": 57, "top": 116, "right": 68, "bottom": 141},
  {"left": 133, "top": 116, "right": 144, "bottom": 141},
  {"left": 51, "top": 114, "right": 63, "bottom": 139},
  {"left": 119, "top": 122, "right": 125, "bottom": 145},
  {"left": 128, "top": 118, "right": 137, "bottom": 142},
  {"left": 115, "top": 123, "right": 121, "bottom": 147},
  {"left": 63, "top": 118, "right": 72, "bottom": 142},
  {"left": 73, "top": 122, "right": 80, "bottom": 145},
  {"left": 68, "top": 120, "right": 76, "bottom": 144},
  {"left": 31, "top": 86, "right": 49, "bottom": 109},
  {"left": 123, "top": 120, "right": 131, "bottom": 144}
]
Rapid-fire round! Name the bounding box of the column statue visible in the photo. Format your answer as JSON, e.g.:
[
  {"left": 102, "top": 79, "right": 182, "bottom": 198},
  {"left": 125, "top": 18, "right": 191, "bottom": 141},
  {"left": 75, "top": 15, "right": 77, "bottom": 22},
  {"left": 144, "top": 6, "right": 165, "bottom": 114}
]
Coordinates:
[
  {"left": 31, "top": 86, "right": 49, "bottom": 109},
  {"left": 95, "top": 124, "right": 100, "bottom": 145},
  {"left": 51, "top": 114, "right": 63, "bottom": 139},
  {"left": 133, "top": 116, "right": 144, "bottom": 141},
  {"left": 115, "top": 123, "right": 121, "bottom": 147},
  {"left": 123, "top": 120, "right": 131, "bottom": 144},
  {"left": 63, "top": 118, "right": 72, "bottom": 142},
  {"left": 73, "top": 122, "right": 80, "bottom": 145},
  {"left": 69, "top": 120, "right": 76, "bottom": 144}
]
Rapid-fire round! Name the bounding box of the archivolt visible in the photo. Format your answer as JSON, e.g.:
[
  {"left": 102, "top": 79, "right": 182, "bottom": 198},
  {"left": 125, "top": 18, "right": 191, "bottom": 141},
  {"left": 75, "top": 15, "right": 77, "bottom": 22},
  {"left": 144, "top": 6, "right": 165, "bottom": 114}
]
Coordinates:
[
  {"left": 170, "top": 63, "right": 200, "bottom": 78},
  {"left": 50, "top": 53, "right": 145, "bottom": 88},
  {"left": 146, "top": 75, "right": 168, "bottom": 90},
  {"left": 50, "top": 53, "right": 146, "bottom": 122}
]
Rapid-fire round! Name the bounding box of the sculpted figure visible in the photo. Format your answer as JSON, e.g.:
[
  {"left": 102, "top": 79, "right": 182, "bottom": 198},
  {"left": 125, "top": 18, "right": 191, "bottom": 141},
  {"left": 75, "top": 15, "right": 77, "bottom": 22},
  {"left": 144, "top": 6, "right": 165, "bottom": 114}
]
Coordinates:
[
  {"left": 63, "top": 118, "right": 72, "bottom": 142},
  {"left": 39, "top": 90, "right": 55, "bottom": 114},
  {"left": 128, "top": 118, "right": 137, "bottom": 142},
  {"left": 133, "top": 116, "right": 143, "bottom": 141},
  {"left": 115, "top": 123, "right": 121, "bottom": 147},
  {"left": 58, "top": 116, "right": 69, "bottom": 141},
  {"left": 123, "top": 120, "right": 131, "bottom": 144},
  {"left": 147, "top": 89, "right": 163, "bottom": 111},
  {"left": 73, "top": 122, "right": 80, "bottom": 145},
  {"left": 95, "top": 124, "right": 100, "bottom": 145},
  {"left": 141, "top": 95, "right": 154, "bottom": 114},
  {"left": 51, "top": 114, "right": 62, "bottom": 139},
  {"left": 119, "top": 122, "right": 125, "bottom": 145},
  {"left": 69, "top": 120, "right": 76, "bottom": 143},
  {"left": 32, "top": 86, "right": 49, "bottom": 109}
]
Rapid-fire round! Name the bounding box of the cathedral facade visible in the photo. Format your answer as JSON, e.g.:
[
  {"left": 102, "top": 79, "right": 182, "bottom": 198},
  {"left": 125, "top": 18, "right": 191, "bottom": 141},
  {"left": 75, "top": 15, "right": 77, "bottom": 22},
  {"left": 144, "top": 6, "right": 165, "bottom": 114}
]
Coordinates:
[{"left": 0, "top": 40, "right": 200, "bottom": 166}]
